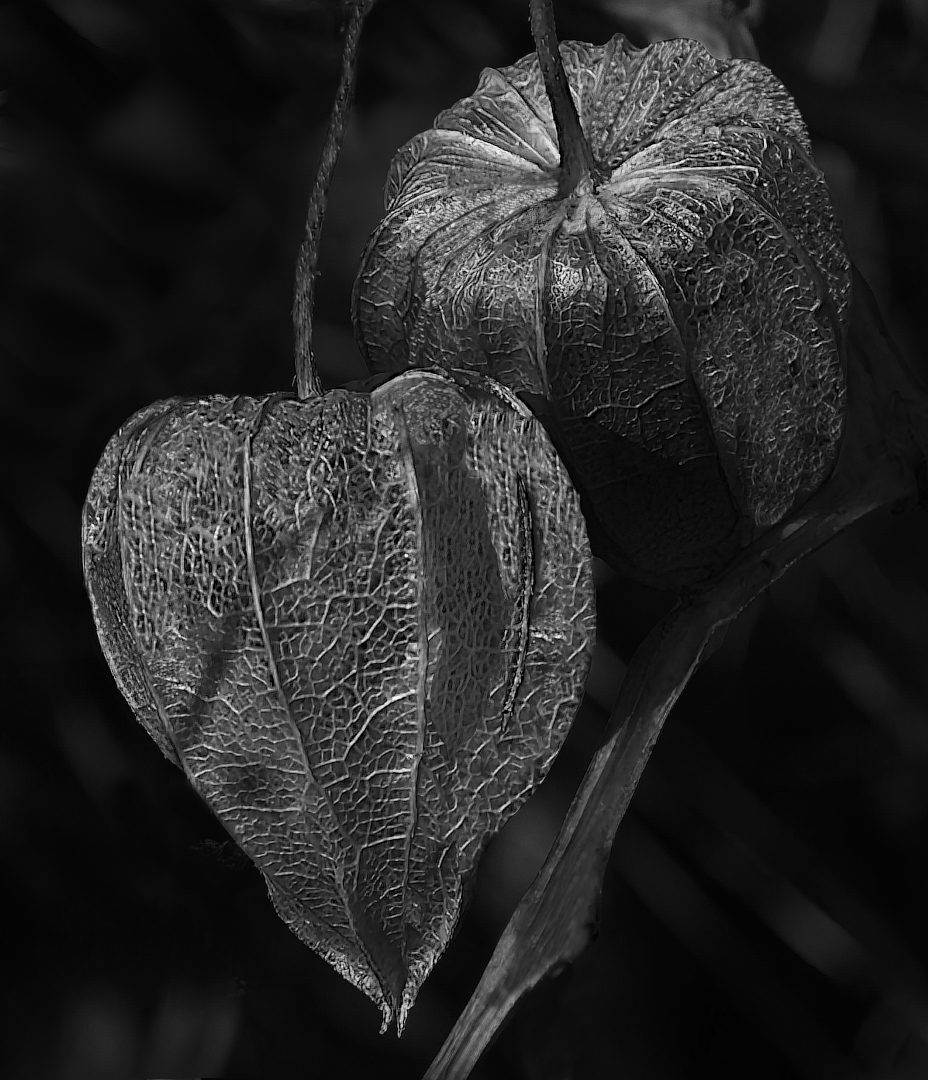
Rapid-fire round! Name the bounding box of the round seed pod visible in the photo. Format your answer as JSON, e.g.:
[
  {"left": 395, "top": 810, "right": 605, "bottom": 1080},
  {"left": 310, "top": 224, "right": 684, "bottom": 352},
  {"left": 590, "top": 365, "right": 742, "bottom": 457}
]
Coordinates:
[{"left": 353, "top": 34, "right": 851, "bottom": 586}]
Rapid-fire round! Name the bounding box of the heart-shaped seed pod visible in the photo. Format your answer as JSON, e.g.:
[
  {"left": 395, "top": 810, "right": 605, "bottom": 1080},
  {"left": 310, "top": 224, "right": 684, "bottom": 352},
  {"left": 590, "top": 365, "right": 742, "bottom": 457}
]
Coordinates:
[
  {"left": 353, "top": 33, "right": 851, "bottom": 586},
  {"left": 81, "top": 369, "right": 594, "bottom": 1032}
]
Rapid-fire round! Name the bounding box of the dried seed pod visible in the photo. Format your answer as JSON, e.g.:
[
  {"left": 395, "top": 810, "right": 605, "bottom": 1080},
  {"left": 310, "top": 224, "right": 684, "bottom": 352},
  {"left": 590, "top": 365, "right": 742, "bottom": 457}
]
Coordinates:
[
  {"left": 81, "top": 370, "right": 594, "bottom": 1032},
  {"left": 353, "top": 34, "right": 851, "bottom": 586}
]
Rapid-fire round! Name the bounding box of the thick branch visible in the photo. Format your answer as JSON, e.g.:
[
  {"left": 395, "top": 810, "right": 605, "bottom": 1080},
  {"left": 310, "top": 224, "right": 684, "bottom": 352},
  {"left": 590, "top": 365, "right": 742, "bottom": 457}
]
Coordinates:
[
  {"left": 421, "top": 267, "right": 928, "bottom": 1080},
  {"left": 293, "top": 0, "right": 372, "bottom": 399},
  {"left": 529, "top": 0, "right": 604, "bottom": 195}
]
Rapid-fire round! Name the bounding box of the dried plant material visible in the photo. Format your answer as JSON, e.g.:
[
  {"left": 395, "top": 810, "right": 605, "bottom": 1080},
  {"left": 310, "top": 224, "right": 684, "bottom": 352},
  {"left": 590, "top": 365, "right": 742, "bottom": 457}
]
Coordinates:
[
  {"left": 81, "top": 370, "right": 594, "bottom": 1032},
  {"left": 353, "top": 34, "right": 851, "bottom": 586}
]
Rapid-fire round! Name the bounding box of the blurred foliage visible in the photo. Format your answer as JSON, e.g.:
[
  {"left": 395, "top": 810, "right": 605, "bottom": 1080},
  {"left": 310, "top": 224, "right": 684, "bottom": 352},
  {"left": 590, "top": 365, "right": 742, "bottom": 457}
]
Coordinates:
[{"left": 1, "top": 0, "right": 927, "bottom": 1077}]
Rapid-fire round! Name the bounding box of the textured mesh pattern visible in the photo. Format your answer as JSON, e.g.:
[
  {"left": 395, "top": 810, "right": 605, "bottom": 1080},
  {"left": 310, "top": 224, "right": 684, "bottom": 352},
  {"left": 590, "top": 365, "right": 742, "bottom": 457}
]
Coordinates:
[
  {"left": 353, "top": 34, "right": 851, "bottom": 585},
  {"left": 81, "top": 370, "right": 594, "bottom": 1031}
]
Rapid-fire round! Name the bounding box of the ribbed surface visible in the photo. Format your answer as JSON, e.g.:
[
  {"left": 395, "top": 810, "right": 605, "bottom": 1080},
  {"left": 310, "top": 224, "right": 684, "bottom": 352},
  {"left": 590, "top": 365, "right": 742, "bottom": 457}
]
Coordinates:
[
  {"left": 353, "top": 34, "right": 851, "bottom": 585},
  {"left": 81, "top": 370, "right": 594, "bottom": 1031}
]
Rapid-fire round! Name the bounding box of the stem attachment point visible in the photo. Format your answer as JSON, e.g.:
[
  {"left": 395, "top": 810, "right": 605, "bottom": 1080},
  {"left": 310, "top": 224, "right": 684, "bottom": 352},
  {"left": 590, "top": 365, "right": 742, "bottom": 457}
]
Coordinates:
[{"left": 529, "top": 0, "right": 604, "bottom": 196}]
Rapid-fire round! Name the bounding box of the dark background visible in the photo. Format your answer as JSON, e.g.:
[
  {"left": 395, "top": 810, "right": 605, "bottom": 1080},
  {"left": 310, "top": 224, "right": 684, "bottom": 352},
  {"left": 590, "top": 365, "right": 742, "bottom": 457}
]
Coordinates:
[{"left": 2, "top": 0, "right": 928, "bottom": 1076}]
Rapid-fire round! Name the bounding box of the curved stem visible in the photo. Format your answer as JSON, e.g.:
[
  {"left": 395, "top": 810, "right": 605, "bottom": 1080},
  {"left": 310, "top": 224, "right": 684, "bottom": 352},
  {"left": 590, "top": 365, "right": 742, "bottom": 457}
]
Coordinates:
[
  {"left": 293, "top": 0, "right": 372, "bottom": 399},
  {"left": 529, "top": 0, "right": 603, "bottom": 196}
]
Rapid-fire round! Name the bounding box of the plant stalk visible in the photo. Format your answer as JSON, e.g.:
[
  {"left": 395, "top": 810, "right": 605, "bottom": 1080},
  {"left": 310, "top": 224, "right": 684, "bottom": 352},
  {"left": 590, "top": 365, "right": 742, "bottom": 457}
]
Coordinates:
[
  {"left": 293, "top": 0, "right": 372, "bottom": 399},
  {"left": 529, "top": 0, "right": 604, "bottom": 195}
]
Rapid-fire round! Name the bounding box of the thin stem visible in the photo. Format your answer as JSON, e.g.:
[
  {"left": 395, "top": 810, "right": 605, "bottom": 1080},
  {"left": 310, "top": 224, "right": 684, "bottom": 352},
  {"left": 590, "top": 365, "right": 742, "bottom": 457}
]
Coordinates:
[
  {"left": 293, "top": 0, "right": 372, "bottom": 399},
  {"left": 529, "top": 0, "right": 603, "bottom": 195}
]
